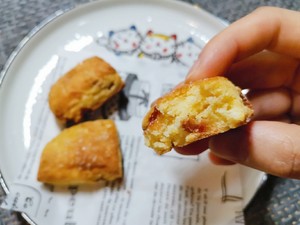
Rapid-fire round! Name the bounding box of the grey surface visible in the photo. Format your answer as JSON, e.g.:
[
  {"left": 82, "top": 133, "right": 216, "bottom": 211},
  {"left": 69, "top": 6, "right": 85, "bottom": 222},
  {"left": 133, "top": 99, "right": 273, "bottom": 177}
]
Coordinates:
[{"left": 1, "top": 0, "right": 300, "bottom": 224}]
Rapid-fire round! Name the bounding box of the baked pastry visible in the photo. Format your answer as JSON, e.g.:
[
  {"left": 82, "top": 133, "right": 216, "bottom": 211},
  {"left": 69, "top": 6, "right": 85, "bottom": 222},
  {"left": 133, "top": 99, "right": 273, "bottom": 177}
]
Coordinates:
[
  {"left": 142, "top": 76, "right": 253, "bottom": 155},
  {"left": 37, "top": 120, "right": 123, "bottom": 185},
  {"left": 49, "top": 56, "right": 124, "bottom": 123}
]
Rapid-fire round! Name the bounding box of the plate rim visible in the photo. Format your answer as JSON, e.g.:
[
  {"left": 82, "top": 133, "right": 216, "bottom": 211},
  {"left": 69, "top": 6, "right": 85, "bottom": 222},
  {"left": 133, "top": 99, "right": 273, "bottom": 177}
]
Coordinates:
[
  {"left": 0, "top": 6, "right": 74, "bottom": 225},
  {"left": 0, "top": 0, "right": 265, "bottom": 224}
]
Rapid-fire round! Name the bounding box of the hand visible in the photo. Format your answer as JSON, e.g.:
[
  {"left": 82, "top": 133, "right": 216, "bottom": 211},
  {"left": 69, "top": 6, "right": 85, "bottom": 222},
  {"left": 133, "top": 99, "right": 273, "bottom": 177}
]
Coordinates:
[{"left": 176, "top": 7, "right": 300, "bottom": 179}]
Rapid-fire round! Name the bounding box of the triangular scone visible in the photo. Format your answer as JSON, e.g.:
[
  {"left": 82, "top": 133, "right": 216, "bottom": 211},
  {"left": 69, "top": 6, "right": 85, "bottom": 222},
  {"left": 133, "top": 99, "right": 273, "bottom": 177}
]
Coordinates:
[
  {"left": 37, "top": 120, "right": 123, "bottom": 185},
  {"left": 48, "top": 56, "right": 124, "bottom": 123},
  {"left": 142, "top": 76, "right": 253, "bottom": 155}
]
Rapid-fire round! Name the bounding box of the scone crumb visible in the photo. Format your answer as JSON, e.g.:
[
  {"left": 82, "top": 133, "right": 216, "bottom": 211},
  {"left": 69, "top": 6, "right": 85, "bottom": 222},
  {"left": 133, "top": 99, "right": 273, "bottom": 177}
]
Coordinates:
[
  {"left": 142, "top": 76, "right": 253, "bottom": 155},
  {"left": 37, "top": 119, "right": 123, "bottom": 185},
  {"left": 49, "top": 56, "right": 124, "bottom": 123}
]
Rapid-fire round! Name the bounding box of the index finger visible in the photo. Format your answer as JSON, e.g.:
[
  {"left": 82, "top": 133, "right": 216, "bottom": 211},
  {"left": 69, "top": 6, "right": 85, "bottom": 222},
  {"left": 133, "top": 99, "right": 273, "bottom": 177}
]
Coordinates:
[{"left": 187, "top": 7, "right": 300, "bottom": 81}]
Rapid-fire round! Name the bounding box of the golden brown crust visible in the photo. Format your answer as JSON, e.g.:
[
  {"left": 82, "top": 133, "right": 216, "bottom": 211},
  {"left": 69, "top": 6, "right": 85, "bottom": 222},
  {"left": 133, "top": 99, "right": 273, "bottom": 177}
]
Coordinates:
[
  {"left": 37, "top": 120, "right": 123, "bottom": 185},
  {"left": 49, "top": 56, "right": 124, "bottom": 123},
  {"left": 142, "top": 76, "right": 254, "bottom": 155}
]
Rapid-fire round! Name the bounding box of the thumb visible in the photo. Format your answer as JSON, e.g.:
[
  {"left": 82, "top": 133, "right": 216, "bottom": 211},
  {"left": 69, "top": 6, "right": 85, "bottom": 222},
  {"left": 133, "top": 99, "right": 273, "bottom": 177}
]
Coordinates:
[{"left": 209, "top": 121, "right": 300, "bottom": 179}]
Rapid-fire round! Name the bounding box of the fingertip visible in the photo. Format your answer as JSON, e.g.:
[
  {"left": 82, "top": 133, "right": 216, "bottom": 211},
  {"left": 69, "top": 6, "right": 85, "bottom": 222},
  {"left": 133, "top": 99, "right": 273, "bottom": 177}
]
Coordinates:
[
  {"left": 209, "top": 121, "right": 300, "bottom": 179},
  {"left": 174, "top": 138, "right": 209, "bottom": 155},
  {"left": 185, "top": 41, "right": 231, "bottom": 82},
  {"left": 208, "top": 152, "right": 236, "bottom": 165},
  {"left": 185, "top": 55, "right": 219, "bottom": 82},
  {"left": 209, "top": 125, "right": 249, "bottom": 163},
  {"left": 186, "top": 59, "right": 203, "bottom": 82}
]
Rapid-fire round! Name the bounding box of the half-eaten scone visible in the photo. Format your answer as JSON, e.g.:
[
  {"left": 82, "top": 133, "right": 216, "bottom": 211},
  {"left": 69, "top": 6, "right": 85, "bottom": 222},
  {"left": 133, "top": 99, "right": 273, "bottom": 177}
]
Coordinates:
[
  {"left": 37, "top": 120, "right": 123, "bottom": 185},
  {"left": 142, "top": 76, "right": 253, "bottom": 155},
  {"left": 49, "top": 56, "right": 124, "bottom": 123}
]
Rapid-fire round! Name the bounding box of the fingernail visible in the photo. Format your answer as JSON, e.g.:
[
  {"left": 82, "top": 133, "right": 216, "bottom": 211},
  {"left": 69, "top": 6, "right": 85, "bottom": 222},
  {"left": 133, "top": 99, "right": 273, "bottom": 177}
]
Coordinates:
[{"left": 186, "top": 59, "right": 202, "bottom": 81}]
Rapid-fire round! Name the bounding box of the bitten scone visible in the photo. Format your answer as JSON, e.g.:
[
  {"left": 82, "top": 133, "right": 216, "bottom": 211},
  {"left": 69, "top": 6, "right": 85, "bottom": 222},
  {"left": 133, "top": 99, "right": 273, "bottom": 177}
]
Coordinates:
[
  {"left": 142, "top": 76, "right": 253, "bottom": 155},
  {"left": 37, "top": 120, "right": 123, "bottom": 185},
  {"left": 49, "top": 56, "right": 124, "bottom": 123}
]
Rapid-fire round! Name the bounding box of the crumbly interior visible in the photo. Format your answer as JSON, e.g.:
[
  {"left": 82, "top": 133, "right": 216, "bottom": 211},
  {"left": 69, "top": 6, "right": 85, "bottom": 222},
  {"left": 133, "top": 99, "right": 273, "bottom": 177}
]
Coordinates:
[{"left": 142, "top": 77, "right": 253, "bottom": 155}]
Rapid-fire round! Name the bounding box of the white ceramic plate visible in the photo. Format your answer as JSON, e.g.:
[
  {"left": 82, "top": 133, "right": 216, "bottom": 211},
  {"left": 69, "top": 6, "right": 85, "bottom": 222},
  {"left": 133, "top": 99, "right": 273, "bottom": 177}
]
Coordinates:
[{"left": 0, "top": 0, "right": 265, "bottom": 223}]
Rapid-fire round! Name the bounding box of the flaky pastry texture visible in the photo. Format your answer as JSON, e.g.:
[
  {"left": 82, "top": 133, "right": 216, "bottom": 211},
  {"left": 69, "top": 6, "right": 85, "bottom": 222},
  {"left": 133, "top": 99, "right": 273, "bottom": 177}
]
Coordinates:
[
  {"left": 142, "top": 76, "right": 253, "bottom": 155},
  {"left": 37, "top": 120, "right": 123, "bottom": 185},
  {"left": 49, "top": 56, "right": 124, "bottom": 123}
]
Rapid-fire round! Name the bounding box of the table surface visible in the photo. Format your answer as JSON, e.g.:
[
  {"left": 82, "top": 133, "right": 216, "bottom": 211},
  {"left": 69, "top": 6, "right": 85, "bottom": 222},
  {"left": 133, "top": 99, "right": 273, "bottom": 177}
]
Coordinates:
[{"left": 1, "top": 0, "right": 300, "bottom": 224}]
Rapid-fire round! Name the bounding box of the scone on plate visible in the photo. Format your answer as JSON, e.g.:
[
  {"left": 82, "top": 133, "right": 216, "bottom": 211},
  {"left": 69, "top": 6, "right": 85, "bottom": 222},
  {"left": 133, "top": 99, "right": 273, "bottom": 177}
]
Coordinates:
[
  {"left": 49, "top": 56, "right": 124, "bottom": 123},
  {"left": 142, "top": 76, "right": 253, "bottom": 155},
  {"left": 37, "top": 120, "right": 123, "bottom": 185}
]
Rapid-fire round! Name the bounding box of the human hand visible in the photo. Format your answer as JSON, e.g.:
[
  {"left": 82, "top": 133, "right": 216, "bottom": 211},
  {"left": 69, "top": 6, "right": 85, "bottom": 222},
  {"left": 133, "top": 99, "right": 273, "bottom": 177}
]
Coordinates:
[{"left": 176, "top": 7, "right": 300, "bottom": 179}]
